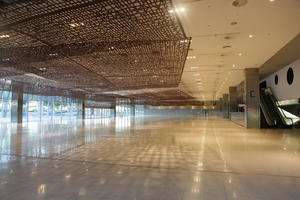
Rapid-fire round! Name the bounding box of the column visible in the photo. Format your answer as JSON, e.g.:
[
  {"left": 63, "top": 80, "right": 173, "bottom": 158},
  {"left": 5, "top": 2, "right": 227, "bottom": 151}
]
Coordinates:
[
  {"left": 77, "top": 100, "right": 85, "bottom": 119},
  {"left": 222, "top": 94, "right": 229, "bottom": 118},
  {"left": 131, "top": 99, "right": 135, "bottom": 117},
  {"left": 229, "top": 87, "right": 238, "bottom": 113},
  {"left": 11, "top": 92, "right": 23, "bottom": 123},
  {"left": 219, "top": 98, "right": 223, "bottom": 116},
  {"left": 244, "top": 68, "right": 260, "bottom": 128}
]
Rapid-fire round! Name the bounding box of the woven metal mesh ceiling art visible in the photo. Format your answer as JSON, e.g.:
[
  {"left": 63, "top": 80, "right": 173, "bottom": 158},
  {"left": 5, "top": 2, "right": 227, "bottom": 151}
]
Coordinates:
[{"left": 0, "top": 0, "right": 191, "bottom": 103}]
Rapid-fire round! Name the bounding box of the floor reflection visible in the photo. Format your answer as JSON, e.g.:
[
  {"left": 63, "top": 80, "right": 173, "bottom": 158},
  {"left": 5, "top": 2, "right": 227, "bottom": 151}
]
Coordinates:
[{"left": 0, "top": 116, "right": 300, "bottom": 199}]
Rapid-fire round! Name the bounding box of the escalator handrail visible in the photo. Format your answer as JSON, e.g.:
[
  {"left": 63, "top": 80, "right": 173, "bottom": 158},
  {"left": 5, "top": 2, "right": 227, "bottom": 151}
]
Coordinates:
[
  {"left": 266, "top": 88, "right": 293, "bottom": 126},
  {"left": 260, "top": 92, "right": 276, "bottom": 126}
]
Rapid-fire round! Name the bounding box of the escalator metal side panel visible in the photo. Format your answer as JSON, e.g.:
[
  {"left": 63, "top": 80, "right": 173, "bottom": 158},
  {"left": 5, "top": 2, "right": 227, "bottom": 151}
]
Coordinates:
[
  {"left": 260, "top": 93, "right": 276, "bottom": 126},
  {"left": 265, "top": 88, "right": 293, "bottom": 128}
]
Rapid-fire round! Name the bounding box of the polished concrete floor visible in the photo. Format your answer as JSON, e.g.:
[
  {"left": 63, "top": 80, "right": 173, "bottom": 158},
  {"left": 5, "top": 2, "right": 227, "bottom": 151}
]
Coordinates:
[{"left": 0, "top": 116, "right": 300, "bottom": 200}]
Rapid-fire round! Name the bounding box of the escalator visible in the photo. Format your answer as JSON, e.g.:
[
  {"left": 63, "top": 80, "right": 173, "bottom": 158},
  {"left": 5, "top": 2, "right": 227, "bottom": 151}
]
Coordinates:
[{"left": 260, "top": 88, "right": 293, "bottom": 128}]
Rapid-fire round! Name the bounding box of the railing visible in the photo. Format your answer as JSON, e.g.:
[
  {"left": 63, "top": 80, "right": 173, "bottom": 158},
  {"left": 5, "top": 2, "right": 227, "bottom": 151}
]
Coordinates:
[{"left": 266, "top": 88, "right": 293, "bottom": 126}]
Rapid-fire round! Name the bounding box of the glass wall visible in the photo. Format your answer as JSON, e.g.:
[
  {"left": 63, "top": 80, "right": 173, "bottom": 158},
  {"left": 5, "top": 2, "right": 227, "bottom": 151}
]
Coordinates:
[
  {"left": 116, "top": 98, "right": 134, "bottom": 117},
  {"left": 135, "top": 105, "right": 144, "bottom": 116},
  {"left": 23, "top": 94, "right": 81, "bottom": 122},
  {"left": 0, "top": 91, "right": 12, "bottom": 123},
  {"left": 85, "top": 107, "right": 114, "bottom": 119},
  {"left": 84, "top": 100, "right": 114, "bottom": 119}
]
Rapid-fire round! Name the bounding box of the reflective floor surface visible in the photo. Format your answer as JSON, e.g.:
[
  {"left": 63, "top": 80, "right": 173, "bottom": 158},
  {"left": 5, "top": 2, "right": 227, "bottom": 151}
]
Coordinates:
[{"left": 1, "top": 116, "right": 300, "bottom": 200}]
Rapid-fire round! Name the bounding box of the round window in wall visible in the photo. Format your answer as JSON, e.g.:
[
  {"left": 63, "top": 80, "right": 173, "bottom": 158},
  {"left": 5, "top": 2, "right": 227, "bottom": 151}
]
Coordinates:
[
  {"left": 274, "top": 75, "right": 278, "bottom": 85},
  {"left": 287, "top": 67, "right": 294, "bottom": 85}
]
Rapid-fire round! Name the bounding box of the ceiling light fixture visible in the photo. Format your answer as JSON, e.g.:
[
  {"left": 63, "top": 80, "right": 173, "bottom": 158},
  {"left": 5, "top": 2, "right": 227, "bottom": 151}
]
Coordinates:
[
  {"left": 232, "top": 64, "right": 236, "bottom": 67},
  {"left": 169, "top": 7, "right": 185, "bottom": 13},
  {"left": 70, "top": 22, "right": 85, "bottom": 27},
  {"left": 39, "top": 67, "right": 47, "bottom": 71},
  {"left": 180, "top": 39, "right": 189, "bottom": 43},
  {"left": 0, "top": 34, "right": 10, "bottom": 38},
  {"left": 238, "top": 53, "right": 243, "bottom": 56},
  {"left": 249, "top": 34, "right": 254, "bottom": 38},
  {"left": 1, "top": 58, "right": 10, "bottom": 61}
]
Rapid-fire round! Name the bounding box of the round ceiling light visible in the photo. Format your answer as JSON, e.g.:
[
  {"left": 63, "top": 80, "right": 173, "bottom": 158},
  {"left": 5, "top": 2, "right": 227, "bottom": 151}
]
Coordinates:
[{"left": 232, "top": 0, "right": 248, "bottom": 7}]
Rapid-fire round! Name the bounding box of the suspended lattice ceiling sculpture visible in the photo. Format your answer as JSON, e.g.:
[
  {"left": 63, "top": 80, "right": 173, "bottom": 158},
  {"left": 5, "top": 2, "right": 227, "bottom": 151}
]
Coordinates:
[{"left": 0, "top": 0, "right": 191, "bottom": 102}]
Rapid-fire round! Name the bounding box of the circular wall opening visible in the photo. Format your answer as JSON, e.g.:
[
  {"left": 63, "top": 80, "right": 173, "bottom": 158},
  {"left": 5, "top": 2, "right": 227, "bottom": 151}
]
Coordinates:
[
  {"left": 287, "top": 67, "right": 294, "bottom": 85},
  {"left": 274, "top": 75, "right": 278, "bottom": 85}
]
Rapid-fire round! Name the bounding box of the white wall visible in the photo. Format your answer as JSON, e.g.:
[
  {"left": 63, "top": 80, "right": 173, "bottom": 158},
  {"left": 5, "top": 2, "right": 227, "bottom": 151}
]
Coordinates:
[{"left": 262, "top": 59, "right": 300, "bottom": 101}]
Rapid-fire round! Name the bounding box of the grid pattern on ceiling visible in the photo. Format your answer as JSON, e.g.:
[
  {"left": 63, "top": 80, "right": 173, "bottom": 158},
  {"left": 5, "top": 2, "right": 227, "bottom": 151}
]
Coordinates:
[
  {"left": 0, "top": 0, "right": 190, "bottom": 102},
  {"left": 0, "top": 78, "right": 119, "bottom": 102},
  {"left": 127, "top": 89, "right": 195, "bottom": 102}
]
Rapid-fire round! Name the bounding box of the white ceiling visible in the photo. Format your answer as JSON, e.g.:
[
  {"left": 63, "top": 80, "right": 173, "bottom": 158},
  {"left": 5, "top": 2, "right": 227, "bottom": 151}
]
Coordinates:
[{"left": 172, "top": 0, "right": 300, "bottom": 101}]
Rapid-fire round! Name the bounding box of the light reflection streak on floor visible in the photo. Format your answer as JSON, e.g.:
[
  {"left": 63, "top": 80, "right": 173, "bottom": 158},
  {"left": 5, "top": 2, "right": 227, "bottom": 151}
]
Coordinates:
[{"left": 0, "top": 116, "right": 300, "bottom": 200}]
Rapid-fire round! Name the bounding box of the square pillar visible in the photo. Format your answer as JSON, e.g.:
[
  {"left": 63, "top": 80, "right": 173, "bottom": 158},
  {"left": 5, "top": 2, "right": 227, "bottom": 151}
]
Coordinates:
[
  {"left": 130, "top": 99, "right": 135, "bottom": 117},
  {"left": 222, "top": 94, "right": 229, "bottom": 118},
  {"left": 11, "top": 92, "right": 23, "bottom": 123},
  {"left": 244, "top": 68, "right": 260, "bottom": 128},
  {"left": 77, "top": 100, "right": 85, "bottom": 119},
  {"left": 219, "top": 98, "right": 223, "bottom": 116},
  {"left": 229, "top": 87, "right": 238, "bottom": 113}
]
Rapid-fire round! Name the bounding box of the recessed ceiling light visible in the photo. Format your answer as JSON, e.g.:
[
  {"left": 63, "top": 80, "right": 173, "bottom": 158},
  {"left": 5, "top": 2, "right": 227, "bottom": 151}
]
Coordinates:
[
  {"left": 232, "top": 64, "right": 236, "bottom": 67},
  {"left": 193, "top": 74, "right": 200, "bottom": 76},
  {"left": 238, "top": 53, "right": 243, "bottom": 56},
  {"left": 0, "top": 34, "right": 10, "bottom": 38},
  {"left": 269, "top": 0, "right": 275, "bottom": 2},
  {"left": 249, "top": 34, "right": 254, "bottom": 38},
  {"left": 232, "top": 0, "right": 248, "bottom": 7}
]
